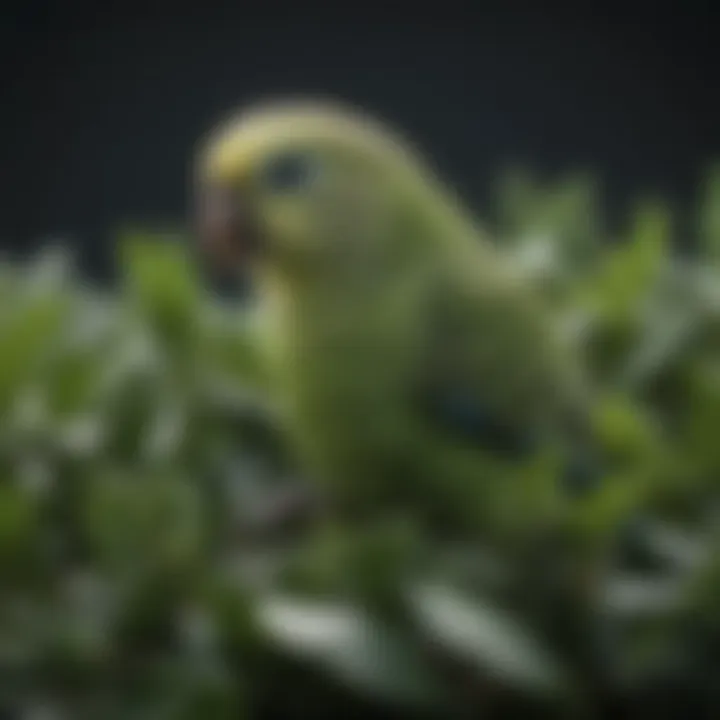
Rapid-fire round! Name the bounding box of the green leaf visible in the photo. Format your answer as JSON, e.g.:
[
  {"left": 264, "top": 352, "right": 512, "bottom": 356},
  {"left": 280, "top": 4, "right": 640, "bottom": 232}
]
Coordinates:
[
  {"left": 582, "top": 200, "right": 670, "bottom": 323},
  {"left": 0, "top": 482, "right": 41, "bottom": 559},
  {"left": 256, "top": 595, "right": 444, "bottom": 707},
  {"left": 569, "top": 471, "right": 649, "bottom": 543},
  {"left": 117, "top": 233, "right": 202, "bottom": 351},
  {"left": 698, "top": 164, "right": 720, "bottom": 261},
  {"left": 540, "top": 173, "right": 603, "bottom": 264},
  {"left": 0, "top": 289, "right": 71, "bottom": 410},
  {"left": 632, "top": 520, "right": 710, "bottom": 572},
  {"left": 82, "top": 472, "right": 207, "bottom": 572},
  {"left": 408, "top": 582, "right": 566, "bottom": 694},
  {"left": 592, "top": 395, "right": 659, "bottom": 460},
  {"left": 494, "top": 167, "right": 539, "bottom": 242},
  {"left": 679, "top": 361, "right": 720, "bottom": 474},
  {"left": 601, "top": 574, "right": 688, "bottom": 617},
  {"left": 202, "top": 305, "right": 266, "bottom": 390}
]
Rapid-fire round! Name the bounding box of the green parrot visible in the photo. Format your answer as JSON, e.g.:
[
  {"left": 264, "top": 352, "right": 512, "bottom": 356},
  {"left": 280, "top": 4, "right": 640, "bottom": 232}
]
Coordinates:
[{"left": 194, "top": 98, "right": 597, "bottom": 528}]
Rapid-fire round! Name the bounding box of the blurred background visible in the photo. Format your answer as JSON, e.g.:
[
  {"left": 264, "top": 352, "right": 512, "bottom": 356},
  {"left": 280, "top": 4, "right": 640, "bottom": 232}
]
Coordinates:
[
  {"left": 2, "top": 4, "right": 720, "bottom": 273},
  {"left": 1, "top": 3, "right": 719, "bottom": 719}
]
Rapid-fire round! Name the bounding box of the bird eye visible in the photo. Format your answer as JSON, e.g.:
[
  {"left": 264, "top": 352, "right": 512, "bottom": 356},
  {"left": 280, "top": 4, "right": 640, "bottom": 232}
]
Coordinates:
[{"left": 261, "top": 152, "right": 318, "bottom": 193}]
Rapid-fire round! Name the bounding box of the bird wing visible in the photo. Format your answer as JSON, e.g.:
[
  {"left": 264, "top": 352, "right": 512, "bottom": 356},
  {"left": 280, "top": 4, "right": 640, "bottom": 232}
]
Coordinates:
[{"left": 414, "top": 272, "right": 601, "bottom": 492}]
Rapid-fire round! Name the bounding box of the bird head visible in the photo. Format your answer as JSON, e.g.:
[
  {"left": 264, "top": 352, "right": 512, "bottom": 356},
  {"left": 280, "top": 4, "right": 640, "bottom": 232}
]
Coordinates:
[{"left": 194, "top": 98, "right": 436, "bottom": 284}]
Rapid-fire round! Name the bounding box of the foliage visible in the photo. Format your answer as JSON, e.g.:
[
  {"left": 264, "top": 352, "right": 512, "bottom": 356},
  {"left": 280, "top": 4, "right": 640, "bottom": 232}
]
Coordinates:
[{"left": 0, "top": 174, "right": 719, "bottom": 718}]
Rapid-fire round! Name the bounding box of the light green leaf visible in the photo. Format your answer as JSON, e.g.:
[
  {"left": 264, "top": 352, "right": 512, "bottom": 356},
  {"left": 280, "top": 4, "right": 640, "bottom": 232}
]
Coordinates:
[
  {"left": 409, "top": 582, "right": 566, "bottom": 694},
  {"left": 257, "top": 595, "right": 444, "bottom": 706},
  {"left": 601, "top": 574, "right": 688, "bottom": 617},
  {"left": 632, "top": 520, "right": 711, "bottom": 572},
  {"left": 117, "top": 233, "right": 202, "bottom": 351},
  {"left": 582, "top": 201, "right": 670, "bottom": 322}
]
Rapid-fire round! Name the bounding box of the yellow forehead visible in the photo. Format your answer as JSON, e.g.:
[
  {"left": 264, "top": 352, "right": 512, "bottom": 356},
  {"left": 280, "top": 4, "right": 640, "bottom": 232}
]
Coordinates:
[
  {"left": 197, "top": 102, "right": 415, "bottom": 184},
  {"left": 199, "top": 123, "right": 273, "bottom": 183}
]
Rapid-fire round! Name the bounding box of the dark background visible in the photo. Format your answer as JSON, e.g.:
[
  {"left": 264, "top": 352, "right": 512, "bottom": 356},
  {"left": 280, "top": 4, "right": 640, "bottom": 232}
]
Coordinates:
[{"left": 1, "top": 3, "right": 719, "bottom": 277}]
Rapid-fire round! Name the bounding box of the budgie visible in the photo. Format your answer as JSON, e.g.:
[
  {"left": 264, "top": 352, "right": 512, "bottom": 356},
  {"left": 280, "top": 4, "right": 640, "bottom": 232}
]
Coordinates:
[{"left": 194, "top": 98, "right": 599, "bottom": 528}]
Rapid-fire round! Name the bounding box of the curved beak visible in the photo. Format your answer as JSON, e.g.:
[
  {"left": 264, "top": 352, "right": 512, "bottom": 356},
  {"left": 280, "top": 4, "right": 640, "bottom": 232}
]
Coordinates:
[{"left": 195, "top": 183, "right": 262, "bottom": 270}]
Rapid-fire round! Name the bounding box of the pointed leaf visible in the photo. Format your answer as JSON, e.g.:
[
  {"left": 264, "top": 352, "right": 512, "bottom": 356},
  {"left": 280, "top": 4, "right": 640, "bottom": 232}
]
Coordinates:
[
  {"left": 409, "top": 583, "right": 566, "bottom": 694},
  {"left": 257, "top": 595, "right": 444, "bottom": 707},
  {"left": 601, "top": 574, "right": 688, "bottom": 617}
]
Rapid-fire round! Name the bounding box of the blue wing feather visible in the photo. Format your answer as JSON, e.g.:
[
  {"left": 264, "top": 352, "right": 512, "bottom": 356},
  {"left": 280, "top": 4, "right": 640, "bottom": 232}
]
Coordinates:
[
  {"left": 423, "top": 390, "right": 538, "bottom": 458},
  {"left": 422, "top": 389, "right": 602, "bottom": 494}
]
